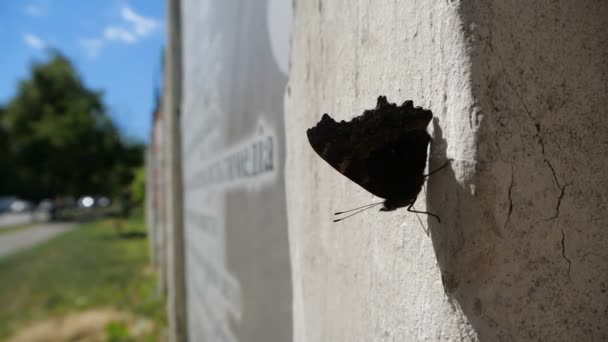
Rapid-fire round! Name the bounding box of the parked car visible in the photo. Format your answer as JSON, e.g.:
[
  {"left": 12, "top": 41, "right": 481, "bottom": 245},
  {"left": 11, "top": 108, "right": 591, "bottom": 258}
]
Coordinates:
[
  {"left": 0, "top": 196, "right": 16, "bottom": 214},
  {"left": 0, "top": 196, "right": 33, "bottom": 213},
  {"left": 10, "top": 199, "right": 33, "bottom": 212},
  {"left": 96, "top": 196, "right": 111, "bottom": 208}
]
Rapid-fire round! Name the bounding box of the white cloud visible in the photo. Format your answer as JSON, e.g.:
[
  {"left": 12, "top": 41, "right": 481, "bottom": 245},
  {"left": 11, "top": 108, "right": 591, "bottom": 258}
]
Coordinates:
[
  {"left": 121, "top": 5, "right": 160, "bottom": 37},
  {"left": 24, "top": 33, "right": 45, "bottom": 50},
  {"left": 79, "top": 3, "right": 161, "bottom": 59},
  {"left": 25, "top": 3, "right": 47, "bottom": 16},
  {"left": 104, "top": 26, "right": 137, "bottom": 43},
  {"left": 80, "top": 38, "right": 104, "bottom": 58}
]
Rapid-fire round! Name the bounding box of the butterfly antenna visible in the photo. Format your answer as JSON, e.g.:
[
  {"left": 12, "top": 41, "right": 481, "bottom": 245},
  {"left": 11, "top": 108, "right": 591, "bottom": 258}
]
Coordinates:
[
  {"left": 334, "top": 201, "right": 383, "bottom": 215},
  {"left": 424, "top": 160, "right": 451, "bottom": 178},
  {"left": 333, "top": 202, "right": 383, "bottom": 223}
]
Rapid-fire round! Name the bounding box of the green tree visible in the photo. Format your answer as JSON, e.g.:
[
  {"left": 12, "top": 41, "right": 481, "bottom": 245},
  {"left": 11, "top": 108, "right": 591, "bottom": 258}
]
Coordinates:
[
  {"left": 130, "top": 165, "right": 146, "bottom": 206},
  {"left": 0, "top": 107, "right": 17, "bottom": 195},
  {"left": 1, "top": 52, "right": 143, "bottom": 200}
]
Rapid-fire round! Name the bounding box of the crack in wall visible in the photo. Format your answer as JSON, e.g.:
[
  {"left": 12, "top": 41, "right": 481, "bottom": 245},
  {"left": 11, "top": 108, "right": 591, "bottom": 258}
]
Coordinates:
[
  {"left": 545, "top": 159, "right": 561, "bottom": 188},
  {"left": 504, "top": 164, "right": 514, "bottom": 229},
  {"left": 499, "top": 61, "right": 569, "bottom": 222},
  {"left": 560, "top": 229, "right": 572, "bottom": 279},
  {"left": 542, "top": 155, "right": 570, "bottom": 222}
]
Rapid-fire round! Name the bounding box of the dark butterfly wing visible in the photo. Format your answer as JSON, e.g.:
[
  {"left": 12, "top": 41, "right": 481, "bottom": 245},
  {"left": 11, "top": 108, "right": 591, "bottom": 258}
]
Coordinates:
[{"left": 307, "top": 96, "right": 432, "bottom": 201}]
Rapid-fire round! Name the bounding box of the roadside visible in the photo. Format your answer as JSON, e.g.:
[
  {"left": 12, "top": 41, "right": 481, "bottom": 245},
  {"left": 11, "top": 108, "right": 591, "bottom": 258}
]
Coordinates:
[
  {"left": 0, "top": 222, "right": 75, "bottom": 259},
  {"left": 0, "top": 212, "right": 34, "bottom": 229},
  {"left": 0, "top": 216, "right": 166, "bottom": 341},
  {"left": 0, "top": 222, "right": 37, "bottom": 236}
]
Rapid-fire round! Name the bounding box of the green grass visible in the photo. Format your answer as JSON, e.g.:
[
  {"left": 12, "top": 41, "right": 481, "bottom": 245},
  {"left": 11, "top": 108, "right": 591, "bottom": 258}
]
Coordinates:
[
  {"left": 0, "top": 222, "right": 37, "bottom": 235},
  {"left": 0, "top": 216, "right": 166, "bottom": 340}
]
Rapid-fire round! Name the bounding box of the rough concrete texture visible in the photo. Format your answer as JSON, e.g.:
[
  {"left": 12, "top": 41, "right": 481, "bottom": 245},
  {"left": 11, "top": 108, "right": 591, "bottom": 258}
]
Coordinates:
[
  {"left": 286, "top": 1, "right": 478, "bottom": 341},
  {"left": 285, "top": 0, "right": 607, "bottom": 341},
  {"left": 436, "top": 1, "right": 608, "bottom": 340}
]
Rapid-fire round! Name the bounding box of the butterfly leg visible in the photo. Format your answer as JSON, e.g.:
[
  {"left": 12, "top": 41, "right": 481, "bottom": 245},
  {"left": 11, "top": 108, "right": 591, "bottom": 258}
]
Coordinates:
[
  {"left": 407, "top": 201, "right": 441, "bottom": 224},
  {"left": 423, "top": 160, "right": 451, "bottom": 178}
]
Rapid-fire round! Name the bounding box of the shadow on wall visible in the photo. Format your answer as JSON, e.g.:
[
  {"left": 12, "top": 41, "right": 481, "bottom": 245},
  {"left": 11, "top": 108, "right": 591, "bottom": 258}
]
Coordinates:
[
  {"left": 426, "top": 97, "right": 608, "bottom": 341},
  {"left": 426, "top": 118, "right": 504, "bottom": 339},
  {"left": 426, "top": 118, "right": 466, "bottom": 294},
  {"left": 425, "top": 99, "right": 606, "bottom": 341},
  {"left": 424, "top": 0, "right": 608, "bottom": 335}
]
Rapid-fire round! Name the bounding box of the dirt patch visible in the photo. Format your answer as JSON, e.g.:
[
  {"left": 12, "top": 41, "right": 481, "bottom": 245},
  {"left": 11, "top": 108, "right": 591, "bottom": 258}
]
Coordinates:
[
  {"left": 7, "top": 308, "right": 155, "bottom": 342},
  {"left": 141, "top": 263, "right": 156, "bottom": 276}
]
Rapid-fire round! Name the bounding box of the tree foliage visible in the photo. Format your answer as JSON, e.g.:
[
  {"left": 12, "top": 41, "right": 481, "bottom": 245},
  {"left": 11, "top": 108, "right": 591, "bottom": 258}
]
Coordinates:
[
  {"left": 130, "top": 166, "right": 146, "bottom": 207},
  {"left": 0, "top": 52, "right": 144, "bottom": 201}
]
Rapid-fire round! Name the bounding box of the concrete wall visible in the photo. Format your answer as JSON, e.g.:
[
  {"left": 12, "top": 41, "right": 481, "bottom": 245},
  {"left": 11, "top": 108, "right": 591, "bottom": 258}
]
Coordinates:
[
  {"left": 179, "top": 0, "right": 292, "bottom": 341},
  {"left": 286, "top": 0, "right": 607, "bottom": 341},
  {"left": 149, "top": 105, "right": 168, "bottom": 292},
  {"left": 164, "top": 0, "right": 188, "bottom": 339},
  {"left": 149, "top": 0, "right": 608, "bottom": 340},
  {"left": 442, "top": 1, "right": 608, "bottom": 340}
]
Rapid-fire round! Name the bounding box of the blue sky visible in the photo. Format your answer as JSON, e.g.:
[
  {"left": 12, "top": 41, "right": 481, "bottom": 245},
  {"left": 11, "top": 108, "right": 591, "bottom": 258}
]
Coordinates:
[{"left": 0, "top": 0, "right": 165, "bottom": 143}]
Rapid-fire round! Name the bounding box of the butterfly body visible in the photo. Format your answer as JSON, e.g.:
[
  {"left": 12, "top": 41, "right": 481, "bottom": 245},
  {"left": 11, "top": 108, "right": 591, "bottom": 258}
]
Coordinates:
[{"left": 307, "top": 96, "right": 436, "bottom": 217}]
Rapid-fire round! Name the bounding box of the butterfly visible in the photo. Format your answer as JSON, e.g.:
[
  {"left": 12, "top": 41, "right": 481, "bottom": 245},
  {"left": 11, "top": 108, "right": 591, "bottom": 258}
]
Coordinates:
[{"left": 306, "top": 96, "right": 447, "bottom": 222}]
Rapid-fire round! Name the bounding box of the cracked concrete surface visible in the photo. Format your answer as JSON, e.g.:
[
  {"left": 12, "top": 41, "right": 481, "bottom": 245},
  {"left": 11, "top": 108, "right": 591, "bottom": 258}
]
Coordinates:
[
  {"left": 504, "top": 164, "right": 513, "bottom": 230},
  {"left": 431, "top": 0, "right": 608, "bottom": 340},
  {"left": 286, "top": 0, "right": 607, "bottom": 341},
  {"left": 560, "top": 229, "right": 572, "bottom": 279}
]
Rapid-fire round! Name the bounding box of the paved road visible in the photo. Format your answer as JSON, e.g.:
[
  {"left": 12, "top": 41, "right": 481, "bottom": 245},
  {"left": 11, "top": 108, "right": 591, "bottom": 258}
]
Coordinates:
[
  {"left": 0, "top": 222, "right": 76, "bottom": 259},
  {"left": 0, "top": 212, "right": 34, "bottom": 228}
]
